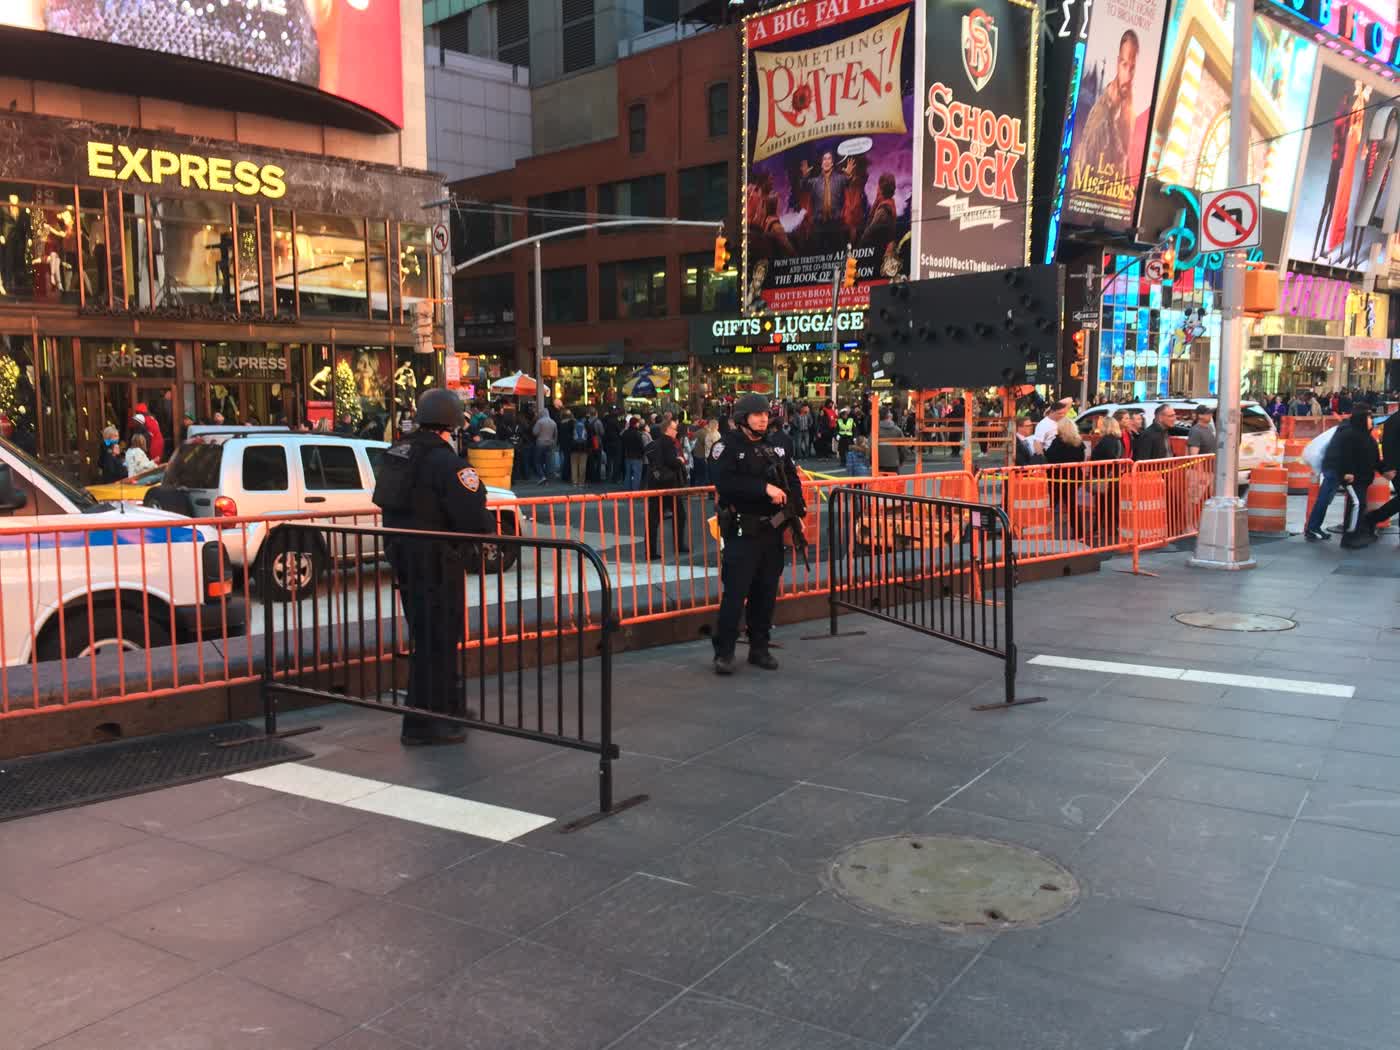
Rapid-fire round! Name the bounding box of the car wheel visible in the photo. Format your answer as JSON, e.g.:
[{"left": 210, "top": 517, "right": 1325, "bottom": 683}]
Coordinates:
[
  {"left": 261, "top": 534, "right": 323, "bottom": 601},
  {"left": 37, "top": 604, "right": 171, "bottom": 662}
]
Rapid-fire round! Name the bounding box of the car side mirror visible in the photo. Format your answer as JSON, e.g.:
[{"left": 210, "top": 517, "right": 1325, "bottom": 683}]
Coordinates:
[{"left": 0, "top": 465, "right": 28, "bottom": 512}]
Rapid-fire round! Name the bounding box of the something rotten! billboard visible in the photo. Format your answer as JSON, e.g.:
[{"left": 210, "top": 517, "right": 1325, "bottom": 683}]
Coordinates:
[
  {"left": 742, "top": 0, "right": 916, "bottom": 314},
  {"left": 915, "top": 0, "right": 1038, "bottom": 278}
]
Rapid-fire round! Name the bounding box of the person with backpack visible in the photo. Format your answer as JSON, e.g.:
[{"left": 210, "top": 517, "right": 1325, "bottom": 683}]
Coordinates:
[
  {"left": 644, "top": 416, "right": 690, "bottom": 559},
  {"left": 562, "top": 410, "right": 589, "bottom": 488}
]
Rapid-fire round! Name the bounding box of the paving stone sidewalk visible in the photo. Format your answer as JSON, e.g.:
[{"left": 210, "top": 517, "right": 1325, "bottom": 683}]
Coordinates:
[{"left": 1, "top": 528, "right": 1399, "bottom": 1050}]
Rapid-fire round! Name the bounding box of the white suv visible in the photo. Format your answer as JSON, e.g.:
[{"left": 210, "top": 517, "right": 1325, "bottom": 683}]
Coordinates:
[
  {"left": 149, "top": 429, "right": 519, "bottom": 600},
  {"left": 1074, "top": 399, "right": 1279, "bottom": 488}
]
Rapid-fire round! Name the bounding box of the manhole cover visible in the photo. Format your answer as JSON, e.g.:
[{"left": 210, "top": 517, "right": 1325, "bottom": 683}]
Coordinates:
[
  {"left": 828, "top": 834, "right": 1078, "bottom": 929},
  {"left": 1173, "top": 610, "right": 1296, "bottom": 632}
]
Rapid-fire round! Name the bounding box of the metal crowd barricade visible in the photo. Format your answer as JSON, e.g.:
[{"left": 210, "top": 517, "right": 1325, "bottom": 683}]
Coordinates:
[
  {"left": 822, "top": 486, "right": 1045, "bottom": 710},
  {"left": 1123, "top": 455, "right": 1215, "bottom": 573},
  {"left": 976, "top": 459, "right": 1133, "bottom": 565},
  {"left": 258, "top": 521, "right": 634, "bottom": 819}
]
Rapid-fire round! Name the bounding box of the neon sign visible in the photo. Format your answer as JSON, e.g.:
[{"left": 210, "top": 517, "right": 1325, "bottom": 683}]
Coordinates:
[{"left": 1268, "top": 0, "right": 1400, "bottom": 77}]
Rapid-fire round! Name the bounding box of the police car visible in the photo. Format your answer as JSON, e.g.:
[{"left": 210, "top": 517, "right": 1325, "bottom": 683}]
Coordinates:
[
  {"left": 149, "top": 429, "right": 520, "bottom": 600},
  {"left": 0, "top": 439, "right": 239, "bottom": 664}
]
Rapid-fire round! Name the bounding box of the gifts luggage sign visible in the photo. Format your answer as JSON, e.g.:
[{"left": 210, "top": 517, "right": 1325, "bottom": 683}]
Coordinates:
[{"left": 1199, "top": 184, "right": 1261, "bottom": 253}]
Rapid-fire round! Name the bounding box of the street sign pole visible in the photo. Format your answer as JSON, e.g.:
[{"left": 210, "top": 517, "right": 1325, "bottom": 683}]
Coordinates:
[
  {"left": 1081, "top": 264, "right": 1095, "bottom": 407},
  {"left": 1192, "top": 0, "right": 1257, "bottom": 571},
  {"left": 829, "top": 246, "right": 846, "bottom": 403},
  {"left": 534, "top": 239, "right": 546, "bottom": 420}
]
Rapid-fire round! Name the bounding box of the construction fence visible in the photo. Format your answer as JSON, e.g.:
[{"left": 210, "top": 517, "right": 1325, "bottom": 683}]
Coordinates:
[{"left": 0, "top": 456, "right": 1215, "bottom": 722}]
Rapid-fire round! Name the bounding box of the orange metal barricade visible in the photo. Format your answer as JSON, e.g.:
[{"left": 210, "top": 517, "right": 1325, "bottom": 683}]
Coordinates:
[{"left": 0, "top": 455, "right": 1228, "bottom": 725}]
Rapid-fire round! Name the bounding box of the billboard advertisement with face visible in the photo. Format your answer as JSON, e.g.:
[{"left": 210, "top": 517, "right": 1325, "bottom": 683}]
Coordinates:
[
  {"left": 1060, "top": 0, "right": 1171, "bottom": 231},
  {"left": 0, "top": 0, "right": 404, "bottom": 127},
  {"left": 915, "top": 0, "right": 1038, "bottom": 279},
  {"left": 742, "top": 0, "right": 916, "bottom": 314},
  {"left": 1149, "top": 0, "right": 1314, "bottom": 211},
  {"left": 1286, "top": 62, "right": 1400, "bottom": 273}
]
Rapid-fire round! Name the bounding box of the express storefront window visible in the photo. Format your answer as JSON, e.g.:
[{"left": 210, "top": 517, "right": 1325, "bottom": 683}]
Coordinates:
[
  {"left": 0, "top": 334, "right": 40, "bottom": 453},
  {"left": 151, "top": 198, "right": 235, "bottom": 308},
  {"left": 0, "top": 181, "right": 79, "bottom": 305},
  {"left": 236, "top": 204, "right": 261, "bottom": 314},
  {"left": 368, "top": 219, "right": 391, "bottom": 321},
  {"left": 296, "top": 214, "right": 368, "bottom": 317},
  {"left": 398, "top": 223, "right": 433, "bottom": 325},
  {"left": 78, "top": 189, "right": 110, "bottom": 309},
  {"left": 200, "top": 342, "right": 293, "bottom": 425},
  {"left": 121, "top": 194, "right": 154, "bottom": 310},
  {"left": 271, "top": 209, "right": 296, "bottom": 314}
]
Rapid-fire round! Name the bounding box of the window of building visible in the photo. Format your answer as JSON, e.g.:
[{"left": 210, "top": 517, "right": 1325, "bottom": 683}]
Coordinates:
[
  {"left": 271, "top": 209, "right": 295, "bottom": 314},
  {"left": 398, "top": 223, "right": 433, "bottom": 325},
  {"left": 527, "top": 188, "right": 586, "bottom": 238},
  {"left": 528, "top": 266, "right": 588, "bottom": 324},
  {"left": 0, "top": 181, "right": 79, "bottom": 306},
  {"left": 680, "top": 251, "right": 738, "bottom": 314},
  {"left": 121, "top": 194, "right": 155, "bottom": 311},
  {"left": 301, "top": 444, "right": 364, "bottom": 490},
  {"left": 147, "top": 198, "right": 235, "bottom": 310},
  {"left": 77, "top": 189, "right": 110, "bottom": 309},
  {"left": 562, "top": 0, "right": 595, "bottom": 73},
  {"left": 242, "top": 445, "right": 289, "bottom": 491},
  {"left": 235, "top": 204, "right": 261, "bottom": 315},
  {"left": 454, "top": 205, "right": 511, "bottom": 259},
  {"left": 707, "top": 82, "right": 729, "bottom": 137},
  {"left": 598, "top": 175, "right": 666, "bottom": 227},
  {"left": 644, "top": 0, "right": 679, "bottom": 27},
  {"left": 439, "top": 10, "right": 470, "bottom": 55},
  {"left": 458, "top": 273, "right": 515, "bottom": 325},
  {"left": 628, "top": 104, "right": 646, "bottom": 154},
  {"left": 496, "top": 0, "right": 530, "bottom": 68},
  {"left": 599, "top": 258, "right": 666, "bottom": 320},
  {"left": 368, "top": 220, "right": 391, "bottom": 321},
  {"left": 678, "top": 164, "right": 727, "bottom": 221},
  {"left": 295, "top": 214, "right": 367, "bottom": 317}
]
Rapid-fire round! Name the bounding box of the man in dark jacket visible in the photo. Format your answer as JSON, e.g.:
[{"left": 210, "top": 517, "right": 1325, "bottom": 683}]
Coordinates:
[
  {"left": 1361, "top": 410, "right": 1400, "bottom": 539},
  {"left": 644, "top": 417, "right": 689, "bottom": 559},
  {"left": 1306, "top": 407, "right": 1382, "bottom": 546},
  {"left": 1135, "top": 404, "right": 1176, "bottom": 460}
]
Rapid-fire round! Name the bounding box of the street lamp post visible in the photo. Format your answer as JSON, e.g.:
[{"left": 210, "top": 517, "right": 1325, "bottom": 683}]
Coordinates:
[
  {"left": 1190, "top": 0, "right": 1256, "bottom": 570},
  {"left": 534, "top": 239, "right": 545, "bottom": 419}
]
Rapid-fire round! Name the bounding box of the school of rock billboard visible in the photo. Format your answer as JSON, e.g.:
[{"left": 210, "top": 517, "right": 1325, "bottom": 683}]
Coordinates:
[
  {"left": 742, "top": 0, "right": 916, "bottom": 314},
  {"left": 914, "top": 0, "right": 1039, "bottom": 278},
  {"left": 1060, "top": 0, "right": 1171, "bottom": 232}
]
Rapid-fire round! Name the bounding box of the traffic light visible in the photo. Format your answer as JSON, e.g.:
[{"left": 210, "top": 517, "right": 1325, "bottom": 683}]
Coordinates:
[
  {"left": 843, "top": 253, "right": 858, "bottom": 289},
  {"left": 1069, "top": 329, "right": 1086, "bottom": 380},
  {"left": 713, "top": 234, "right": 730, "bottom": 272},
  {"left": 1161, "top": 245, "right": 1176, "bottom": 281}
]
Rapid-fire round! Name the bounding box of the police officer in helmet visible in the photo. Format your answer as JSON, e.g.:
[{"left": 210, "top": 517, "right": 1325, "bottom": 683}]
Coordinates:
[
  {"left": 372, "top": 388, "right": 495, "bottom": 745},
  {"left": 710, "top": 392, "right": 804, "bottom": 674}
]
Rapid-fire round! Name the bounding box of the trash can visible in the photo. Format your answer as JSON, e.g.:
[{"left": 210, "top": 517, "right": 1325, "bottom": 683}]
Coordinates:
[{"left": 467, "top": 446, "right": 515, "bottom": 489}]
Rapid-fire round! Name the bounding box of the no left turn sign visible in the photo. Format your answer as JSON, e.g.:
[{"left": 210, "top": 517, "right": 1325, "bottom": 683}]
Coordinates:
[
  {"left": 1200, "top": 184, "right": 1261, "bottom": 253},
  {"left": 431, "top": 221, "right": 450, "bottom": 255}
]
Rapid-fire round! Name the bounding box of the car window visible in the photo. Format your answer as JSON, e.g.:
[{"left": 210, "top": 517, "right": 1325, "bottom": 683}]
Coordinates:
[
  {"left": 366, "top": 448, "right": 385, "bottom": 478},
  {"left": 1076, "top": 410, "right": 1102, "bottom": 433},
  {"left": 165, "top": 443, "right": 223, "bottom": 489},
  {"left": 1242, "top": 411, "right": 1272, "bottom": 434},
  {"left": 242, "top": 445, "right": 289, "bottom": 492},
  {"left": 301, "top": 445, "right": 364, "bottom": 490}
]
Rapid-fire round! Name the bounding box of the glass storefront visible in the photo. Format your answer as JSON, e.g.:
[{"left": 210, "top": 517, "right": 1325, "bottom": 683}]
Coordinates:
[{"left": 553, "top": 364, "right": 691, "bottom": 412}]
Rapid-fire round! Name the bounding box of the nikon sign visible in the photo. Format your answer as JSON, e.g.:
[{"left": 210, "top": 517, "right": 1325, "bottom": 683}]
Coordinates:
[{"left": 700, "top": 310, "right": 867, "bottom": 351}]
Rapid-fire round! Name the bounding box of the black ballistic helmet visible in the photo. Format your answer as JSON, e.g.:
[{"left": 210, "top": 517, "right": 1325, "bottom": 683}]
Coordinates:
[
  {"left": 733, "top": 393, "right": 770, "bottom": 419},
  {"left": 415, "top": 389, "right": 465, "bottom": 430}
]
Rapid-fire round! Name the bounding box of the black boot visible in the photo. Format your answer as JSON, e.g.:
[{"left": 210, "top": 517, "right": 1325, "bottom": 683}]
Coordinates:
[
  {"left": 713, "top": 653, "right": 736, "bottom": 675},
  {"left": 747, "top": 649, "right": 780, "bottom": 670}
]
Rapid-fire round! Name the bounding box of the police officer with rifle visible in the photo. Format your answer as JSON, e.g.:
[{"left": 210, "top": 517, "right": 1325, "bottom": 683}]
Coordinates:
[
  {"left": 372, "top": 389, "right": 495, "bottom": 745},
  {"left": 710, "top": 392, "right": 807, "bottom": 675}
]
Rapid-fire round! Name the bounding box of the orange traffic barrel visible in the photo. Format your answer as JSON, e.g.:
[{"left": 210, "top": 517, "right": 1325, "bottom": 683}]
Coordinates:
[
  {"left": 1283, "top": 439, "right": 1311, "bottom": 494},
  {"left": 1120, "top": 472, "right": 1168, "bottom": 547},
  {"left": 1245, "top": 464, "right": 1287, "bottom": 533},
  {"left": 1367, "top": 477, "right": 1395, "bottom": 529},
  {"left": 1007, "top": 474, "right": 1052, "bottom": 546},
  {"left": 1169, "top": 435, "right": 1187, "bottom": 457}
]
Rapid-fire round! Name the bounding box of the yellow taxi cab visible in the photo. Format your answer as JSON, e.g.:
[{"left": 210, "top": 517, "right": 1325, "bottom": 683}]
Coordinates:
[{"left": 85, "top": 464, "right": 166, "bottom": 504}]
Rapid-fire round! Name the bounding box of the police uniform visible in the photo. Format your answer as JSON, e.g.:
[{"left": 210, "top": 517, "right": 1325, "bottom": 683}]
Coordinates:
[
  {"left": 372, "top": 425, "right": 494, "bottom": 743},
  {"left": 710, "top": 424, "right": 803, "bottom": 670}
]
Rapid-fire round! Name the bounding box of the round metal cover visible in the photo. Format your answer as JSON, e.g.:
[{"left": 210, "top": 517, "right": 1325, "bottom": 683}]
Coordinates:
[
  {"left": 1174, "top": 610, "right": 1296, "bottom": 632},
  {"left": 829, "top": 834, "right": 1078, "bottom": 929}
]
